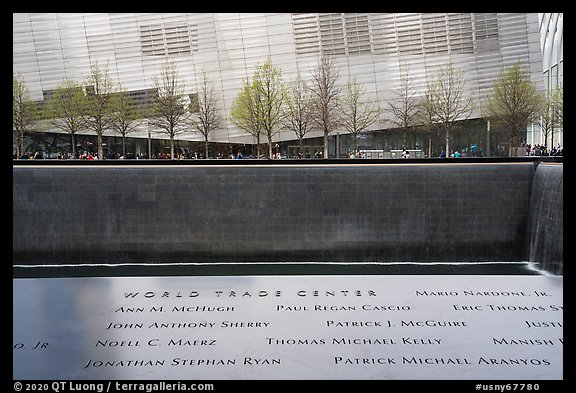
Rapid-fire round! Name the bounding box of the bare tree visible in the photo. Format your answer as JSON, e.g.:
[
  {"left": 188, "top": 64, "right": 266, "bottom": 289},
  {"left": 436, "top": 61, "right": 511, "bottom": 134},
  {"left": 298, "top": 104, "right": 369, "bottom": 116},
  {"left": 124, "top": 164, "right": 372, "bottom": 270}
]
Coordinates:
[
  {"left": 189, "top": 70, "right": 220, "bottom": 159},
  {"left": 385, "top": 68, "right": 420, "bottom": 149},
  {"left": 283, "top": 72, "right": 315, "bottom": 157},
  {"left": 109, "top": 86, "right": 142, "bottom": 158},
  {"left": 309, "top": 53, "right": 341, "bottom": 159},
  {"left": 483, "top": 62, "right": 543, "bottom": 155},
  {"left": 432, "top": 64, "right": 474, "bottom": 156},
  {"left": 553, "top": 86, "right": 563, "bottom": 129},
  {"left": 84, "top": 63, "right": 115, "bottom": 160},
  {"left": 230, "top": 78, "right": 264, "bottom": 158},
  {"left": 537, "top": 90, "right": 557, "bottom": 149},
  {"left": 417, "top": 84, "right": 440, "bottom": 158},
  {"left": 148, "top": 61, "right": 189, "bottom": 159},
  {"left": 252, "top": 59, "right": 285, "bottom": 158},
  {"left": 551, "top": 86, "right": 563, "bottom": 147},
  {"left": 43, "top": 79, "right": 88, "bottom": 159},
  {"left": 13, "top": 74, "right": 38, "bottom": 157},
  {"left": 341, "top": 77, "right": 381, "bottom": 152},
  {"left": 537, "top": 86, "right": 563, "bottom": 149}
]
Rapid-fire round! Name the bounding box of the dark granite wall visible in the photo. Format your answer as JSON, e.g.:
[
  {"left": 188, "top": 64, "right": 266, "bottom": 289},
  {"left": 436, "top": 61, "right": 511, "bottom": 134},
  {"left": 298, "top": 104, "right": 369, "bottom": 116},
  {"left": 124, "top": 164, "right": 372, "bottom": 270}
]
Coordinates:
[{"left": 13, "top": 161, "right": 542, "bottom": 265}]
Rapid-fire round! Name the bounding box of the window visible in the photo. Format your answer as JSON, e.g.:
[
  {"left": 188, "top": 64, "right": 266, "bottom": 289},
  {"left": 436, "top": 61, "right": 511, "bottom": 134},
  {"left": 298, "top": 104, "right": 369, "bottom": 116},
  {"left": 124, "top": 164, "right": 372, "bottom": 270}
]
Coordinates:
[
  {"left": 165, "top": 23, "right": 192, "bottom": 56},
  {"left": 473, "top": 13, "right": 499, "bottom": 52},
  {"left": 447, "top": 13, "right": 474, "bottom": 54},
  {"left": 370, "top": 13, "right": 397, "bottom": 55},
  {"left": 140, "top": 22, "right": 197, "bottom": 57},
  {"left": 128, "top": 88, "right": 158, "bottom": 110},
  {"left": 396, "top": 13, "right": 423, "bottom": 55},
  {"left": 319, "top": 13, "right": 346, "bottom": 55},
  {"left": 293, "top": 13, "right": 371, "bottom": 56},
  {"left": 551, "top": 64, "right": 558, "bottom": 89},
  {"left": 421, "top": 14, "right": 448, "bottom": 55},
  {"left": 140, "top": 24, "right": 165, "bottom": 56},
  {"left": 188, "top": 93, "right": 199, "bottom": 113},
  {"left": 292, "top": 13, "right": 320, "bottom": 55},
  {"left": 344, "top": 13, "right": 371, "bottom": 54},
  {"left": 292, "top": 13, "right": 498, "bottom": 58}
]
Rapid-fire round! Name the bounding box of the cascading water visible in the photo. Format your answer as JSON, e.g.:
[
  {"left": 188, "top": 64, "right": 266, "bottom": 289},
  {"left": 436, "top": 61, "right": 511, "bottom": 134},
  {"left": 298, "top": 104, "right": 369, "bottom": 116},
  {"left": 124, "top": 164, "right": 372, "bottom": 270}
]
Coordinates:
[{"left": 528, "top": 163, "right": 563, "bottom": 274}]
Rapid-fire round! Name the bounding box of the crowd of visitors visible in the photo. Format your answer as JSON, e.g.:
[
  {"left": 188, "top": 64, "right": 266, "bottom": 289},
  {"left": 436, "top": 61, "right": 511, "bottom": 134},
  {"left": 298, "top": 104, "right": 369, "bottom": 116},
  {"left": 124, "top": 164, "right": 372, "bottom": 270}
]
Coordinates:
[
  {"left": 14, "top": 144, "right": 563, "bottom": 160},
  {"left": 524, "top": 143, "right": 563, "bottom": 156}
]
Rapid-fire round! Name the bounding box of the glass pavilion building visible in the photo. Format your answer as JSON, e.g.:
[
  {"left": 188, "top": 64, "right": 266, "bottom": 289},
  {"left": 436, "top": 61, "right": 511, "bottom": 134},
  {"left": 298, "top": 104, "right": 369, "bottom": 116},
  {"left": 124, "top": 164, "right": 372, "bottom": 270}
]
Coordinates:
[
  {"left": 13, "top": 13, "right": 545, "bottom": 158},
  {"left": 529, "top": 12, "right": 563, "bottom": 148}
]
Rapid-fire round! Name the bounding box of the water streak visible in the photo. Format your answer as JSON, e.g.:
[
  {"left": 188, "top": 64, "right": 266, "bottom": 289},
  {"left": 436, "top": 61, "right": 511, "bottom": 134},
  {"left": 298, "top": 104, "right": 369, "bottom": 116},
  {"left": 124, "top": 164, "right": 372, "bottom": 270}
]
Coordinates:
[{"left": 528, "top": 163, "right": 563, "bottom": 274}]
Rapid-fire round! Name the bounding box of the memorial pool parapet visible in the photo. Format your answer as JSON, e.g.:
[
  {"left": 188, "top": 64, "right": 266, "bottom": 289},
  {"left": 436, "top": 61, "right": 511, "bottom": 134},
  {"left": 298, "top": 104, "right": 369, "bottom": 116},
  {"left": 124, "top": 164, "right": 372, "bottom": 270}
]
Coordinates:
[{"left": 13, "top": 158, "right": 563, "bottom": 273}]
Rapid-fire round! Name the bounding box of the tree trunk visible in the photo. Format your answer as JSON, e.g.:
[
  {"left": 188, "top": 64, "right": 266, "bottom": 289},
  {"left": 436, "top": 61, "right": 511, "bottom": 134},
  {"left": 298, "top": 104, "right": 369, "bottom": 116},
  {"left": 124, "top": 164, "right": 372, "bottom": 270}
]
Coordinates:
[
  {"left": 122, "top": 135, "right": 127, "bottom": 157},
  {"left": 17, "top": 131, "right": 24, "bottom": 157},
  {"left": 445, "top": 127, "right": 450, "bottom": 158},
  {"left": 509, "top": 130, "right": 520, "bottom": 157},
  {"left": 205, "top": 135, "right": 209, "bottom": 159},
  {"left": 323, "top": 129, "right": 329, "bottom": 159},
  {"left": 71, "top": 134, "right": 76, "bottom": 158},
  {"left": 97, "top": 133, "right": 104, "bottom": 160},
  {"left": 170, "top": 135, "right": 175, "bottom": 159},
  {"left": 403, "top": 129, "right": 407, "bottom": 149},
  {"left": 428, "top": 135, "right": 432, "bottom": 158},
  {"left": 268, "top": 136, "right": 273, "bottom": 159}
]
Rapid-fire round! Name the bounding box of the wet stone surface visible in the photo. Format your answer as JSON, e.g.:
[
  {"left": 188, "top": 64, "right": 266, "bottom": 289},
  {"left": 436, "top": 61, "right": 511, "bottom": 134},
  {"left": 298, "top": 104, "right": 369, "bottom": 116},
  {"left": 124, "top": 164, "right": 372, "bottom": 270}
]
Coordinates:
[{"left": 13, "top": 274, "right": 562, "bottom": 380}]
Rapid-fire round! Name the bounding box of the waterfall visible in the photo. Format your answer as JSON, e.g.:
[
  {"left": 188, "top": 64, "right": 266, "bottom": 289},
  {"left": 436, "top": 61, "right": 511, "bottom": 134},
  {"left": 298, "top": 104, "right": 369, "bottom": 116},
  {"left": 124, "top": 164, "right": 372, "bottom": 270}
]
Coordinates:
[{"left": 528, "top": 163, "right": 563, "bottom": 274}]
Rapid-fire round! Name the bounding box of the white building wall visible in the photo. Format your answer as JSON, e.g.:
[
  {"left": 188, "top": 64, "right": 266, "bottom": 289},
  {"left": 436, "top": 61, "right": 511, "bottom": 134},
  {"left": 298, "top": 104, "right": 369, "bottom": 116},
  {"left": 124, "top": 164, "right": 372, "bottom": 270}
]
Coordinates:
[{"left": 13, "top": 12, "right": 544, "bottom": 144}]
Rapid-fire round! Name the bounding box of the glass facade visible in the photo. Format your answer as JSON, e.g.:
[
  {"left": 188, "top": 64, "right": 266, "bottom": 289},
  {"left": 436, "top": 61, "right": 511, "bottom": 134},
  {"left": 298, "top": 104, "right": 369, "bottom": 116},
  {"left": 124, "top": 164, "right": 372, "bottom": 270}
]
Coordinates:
[
  {"left": 13, "top": 13, "right": 544, "bottom": 156},
  {"left": 527, "top": 13, "right": 563, "bottom": 148}
]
